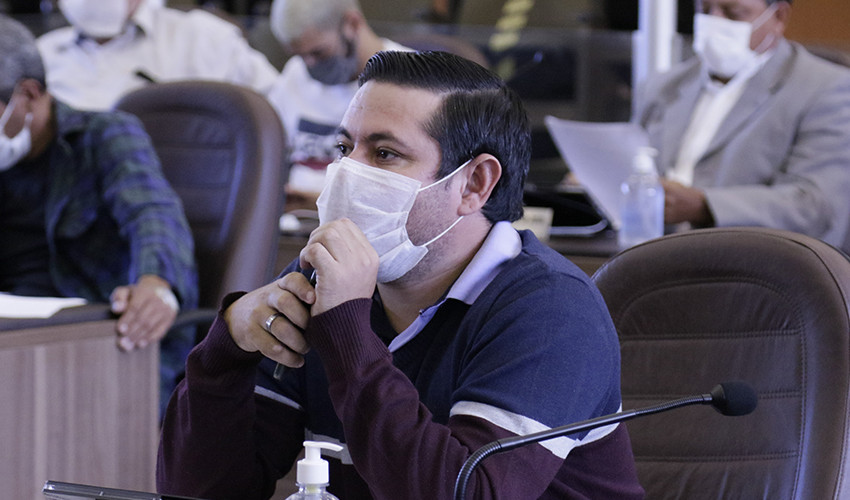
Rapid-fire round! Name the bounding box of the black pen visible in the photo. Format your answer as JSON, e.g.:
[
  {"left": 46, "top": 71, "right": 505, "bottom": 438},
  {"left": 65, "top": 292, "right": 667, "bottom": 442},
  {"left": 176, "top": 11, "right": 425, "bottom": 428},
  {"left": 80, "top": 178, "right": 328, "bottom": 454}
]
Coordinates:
[
  {"left": 134, "top": 69, "right": 157, "bottom": 84},
  {"left": 273, "top": 270, "right": 316, "bottom": 380}
]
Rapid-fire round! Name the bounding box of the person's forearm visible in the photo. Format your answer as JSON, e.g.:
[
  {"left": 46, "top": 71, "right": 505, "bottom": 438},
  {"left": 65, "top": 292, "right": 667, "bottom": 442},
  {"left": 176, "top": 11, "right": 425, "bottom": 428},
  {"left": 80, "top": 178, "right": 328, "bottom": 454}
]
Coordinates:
[{"left": 157, "top": 314, "right": 302, "bottom": 499}]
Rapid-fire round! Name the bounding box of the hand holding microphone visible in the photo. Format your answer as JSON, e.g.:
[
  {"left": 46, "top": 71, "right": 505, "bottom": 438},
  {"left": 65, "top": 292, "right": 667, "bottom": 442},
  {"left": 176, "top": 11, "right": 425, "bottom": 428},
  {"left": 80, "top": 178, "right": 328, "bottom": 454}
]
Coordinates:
[
  {"left": 271, "top": 219, "right": 379, "bottom": 379},
  {"left": 223, "top": 272, "right": 314, "bottom": 369}
]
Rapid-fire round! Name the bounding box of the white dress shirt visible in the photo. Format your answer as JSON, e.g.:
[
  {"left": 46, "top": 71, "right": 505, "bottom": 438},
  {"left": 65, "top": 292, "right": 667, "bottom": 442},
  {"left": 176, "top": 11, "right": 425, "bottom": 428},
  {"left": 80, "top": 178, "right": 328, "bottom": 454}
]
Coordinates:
[
  {"left": 669, "top": 50, "right": 774, "bottom": 186},
  {"left": 37, "top": 0, "right": 278, "bottom": 111}
]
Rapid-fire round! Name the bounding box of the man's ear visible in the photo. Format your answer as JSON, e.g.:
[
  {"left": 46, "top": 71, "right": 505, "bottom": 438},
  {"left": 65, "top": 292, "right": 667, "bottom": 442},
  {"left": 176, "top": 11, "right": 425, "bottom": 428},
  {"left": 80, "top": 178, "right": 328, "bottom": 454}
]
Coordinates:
[
  {"left": 458, "top": 154, "right": 502, "bottom": 216},
  {"left": 128, "top": 0, "right": 145, "bottom": 18},
  {"left": 342, "top": 9, "right": 363, "bottom": 39},
  {"left": 775, "top": 1, "right": 792, "bottom": 32},
  {"left": 15, "top": 79, "right": 47, "bottom": 105}
]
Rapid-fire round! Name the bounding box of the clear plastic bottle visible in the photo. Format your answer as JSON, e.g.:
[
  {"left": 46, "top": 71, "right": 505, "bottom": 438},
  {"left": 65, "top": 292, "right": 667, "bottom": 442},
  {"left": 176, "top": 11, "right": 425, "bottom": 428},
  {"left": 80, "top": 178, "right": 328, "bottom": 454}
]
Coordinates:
[
  {"left": 618, "top": 146, "right": 664, "bottom": 249},
  {"left": 285, "top": 441, "right": 344, "bottom": 500}
]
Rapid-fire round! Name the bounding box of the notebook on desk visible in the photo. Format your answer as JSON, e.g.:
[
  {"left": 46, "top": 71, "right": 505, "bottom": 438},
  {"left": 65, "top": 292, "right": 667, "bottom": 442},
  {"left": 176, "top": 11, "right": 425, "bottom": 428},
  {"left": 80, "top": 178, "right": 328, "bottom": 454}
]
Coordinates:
[
  {"left": 43, "top": 481, "right": 203, "bottom": 500},
  {"left": 544, "top": 116, "right": 651, "bottom": 230}
]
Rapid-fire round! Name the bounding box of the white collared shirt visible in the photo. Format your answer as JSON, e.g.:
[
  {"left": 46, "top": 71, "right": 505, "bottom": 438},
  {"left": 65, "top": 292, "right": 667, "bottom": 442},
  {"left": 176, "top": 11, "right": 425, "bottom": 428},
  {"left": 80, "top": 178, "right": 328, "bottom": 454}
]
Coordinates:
[
  {"left": 387, "top": 221, "right": 522, "bottom": 352},
  {"left": 37, "top": 0, "right": 278, "bottom": 111},
  {"left": 669, "top": 50, "right": 775, "bottom": 186}
]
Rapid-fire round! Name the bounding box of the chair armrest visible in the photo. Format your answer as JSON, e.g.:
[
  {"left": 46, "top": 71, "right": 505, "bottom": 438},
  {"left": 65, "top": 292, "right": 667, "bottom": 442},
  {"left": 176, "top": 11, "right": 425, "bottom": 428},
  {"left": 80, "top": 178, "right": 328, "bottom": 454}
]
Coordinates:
[
  {"left": 168, "top": 307, "right": 220, "bottom": 344},
  {"left": 170, "top": 308, "right": 218, "bottom": 330}
]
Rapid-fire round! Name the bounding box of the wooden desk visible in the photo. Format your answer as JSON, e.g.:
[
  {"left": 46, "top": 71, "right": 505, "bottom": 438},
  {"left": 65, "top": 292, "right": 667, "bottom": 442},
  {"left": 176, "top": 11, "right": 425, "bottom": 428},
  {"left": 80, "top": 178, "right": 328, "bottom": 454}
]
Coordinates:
[{"left": 0, "top": 306, "right": 158, "bottom": 500}]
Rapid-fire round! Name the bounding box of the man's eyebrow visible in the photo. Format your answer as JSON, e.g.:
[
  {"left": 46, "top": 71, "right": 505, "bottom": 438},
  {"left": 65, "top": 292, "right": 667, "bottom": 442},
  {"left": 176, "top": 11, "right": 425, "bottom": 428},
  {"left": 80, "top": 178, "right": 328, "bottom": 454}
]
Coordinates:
[
  {"left": 335, "top": 127, "right": 413, "bottom": 150},
  {"left": 336, "top": 126, "right": 351, "bottom": 139}
]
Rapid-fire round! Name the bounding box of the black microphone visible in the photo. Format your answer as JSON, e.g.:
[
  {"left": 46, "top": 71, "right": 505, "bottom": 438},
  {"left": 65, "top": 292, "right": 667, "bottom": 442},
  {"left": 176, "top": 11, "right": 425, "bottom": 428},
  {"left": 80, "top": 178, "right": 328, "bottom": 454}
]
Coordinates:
[{"left": 453, "top": 382, "right": 757, "bottom": 500}]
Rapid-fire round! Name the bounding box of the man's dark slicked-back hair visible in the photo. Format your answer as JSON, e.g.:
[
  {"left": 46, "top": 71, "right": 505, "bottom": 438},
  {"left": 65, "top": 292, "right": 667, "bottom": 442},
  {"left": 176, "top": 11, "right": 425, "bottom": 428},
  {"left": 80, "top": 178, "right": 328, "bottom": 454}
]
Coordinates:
[{"left": 358, "top": 50, "right": 531, "bottom": 223}]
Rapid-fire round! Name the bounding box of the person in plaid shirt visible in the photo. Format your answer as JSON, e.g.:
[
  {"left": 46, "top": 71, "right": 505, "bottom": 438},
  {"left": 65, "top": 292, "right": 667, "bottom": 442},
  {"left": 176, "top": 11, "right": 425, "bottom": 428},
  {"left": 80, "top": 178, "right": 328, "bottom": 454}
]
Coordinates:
[{"left": 0, "top": 15, "right": 197, "bottom": 412}]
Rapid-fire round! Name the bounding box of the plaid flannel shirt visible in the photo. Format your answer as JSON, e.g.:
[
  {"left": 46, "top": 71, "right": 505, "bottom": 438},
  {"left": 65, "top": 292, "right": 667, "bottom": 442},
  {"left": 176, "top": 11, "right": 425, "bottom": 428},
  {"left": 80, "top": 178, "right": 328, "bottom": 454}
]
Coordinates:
[{"left": 45, "top": 100, "right": 198, "bottom": 310}]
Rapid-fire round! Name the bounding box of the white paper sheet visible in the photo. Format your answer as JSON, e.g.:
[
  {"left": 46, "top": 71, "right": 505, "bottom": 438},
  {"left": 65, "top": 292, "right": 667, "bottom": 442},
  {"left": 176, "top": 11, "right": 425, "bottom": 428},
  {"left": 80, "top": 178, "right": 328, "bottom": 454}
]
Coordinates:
[
  {"left": 544, "top": 116, "right": 650, "bottom": 229},
  {"left": 0, "top": 293, "right": 87, "bottom": 319}
]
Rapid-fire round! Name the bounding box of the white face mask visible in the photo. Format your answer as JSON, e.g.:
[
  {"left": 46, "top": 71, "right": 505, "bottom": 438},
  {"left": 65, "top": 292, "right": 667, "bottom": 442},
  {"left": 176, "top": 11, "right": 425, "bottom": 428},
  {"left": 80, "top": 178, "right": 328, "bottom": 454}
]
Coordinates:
[
  {"left": 316, "top": 156, "right": 470, "bottom": 283},
  {"left": 0, "top": 99, "right": 33, "bottom": 172},
  {"left": 59, "top": 0, "right": 130, "bottom": 39},
  {"left": 693, "top": 4, "right": 778, "bottom": 79}
]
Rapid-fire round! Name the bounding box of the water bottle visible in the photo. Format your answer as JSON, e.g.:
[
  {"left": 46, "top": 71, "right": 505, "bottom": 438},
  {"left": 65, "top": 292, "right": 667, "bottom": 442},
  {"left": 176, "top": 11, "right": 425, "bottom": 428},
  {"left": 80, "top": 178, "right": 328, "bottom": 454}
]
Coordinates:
[
  {"left": 285, "top": 441, "right": 343, "bottom": 500},
  {"left": 618, "top": 146, "right": 664, "bottom": 249}
]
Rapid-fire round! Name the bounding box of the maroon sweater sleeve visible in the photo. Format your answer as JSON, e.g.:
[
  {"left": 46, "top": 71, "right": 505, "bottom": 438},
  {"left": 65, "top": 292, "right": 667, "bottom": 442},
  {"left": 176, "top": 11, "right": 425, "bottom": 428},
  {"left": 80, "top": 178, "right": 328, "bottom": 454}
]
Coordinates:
[
  {"left": 156, "top": 311, "right": 306, "bottom": 499},
  {"left": 308, "top": 299, "right": 565, "bottom": 500}
]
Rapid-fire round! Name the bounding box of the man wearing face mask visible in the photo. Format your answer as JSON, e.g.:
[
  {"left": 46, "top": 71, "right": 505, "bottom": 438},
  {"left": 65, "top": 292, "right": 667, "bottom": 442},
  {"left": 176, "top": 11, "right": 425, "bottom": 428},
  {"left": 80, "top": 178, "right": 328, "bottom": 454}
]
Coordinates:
[
  {"left": 635, "top": 0, "right": 850, "bottom": 251},
  {"left": 265, "top": 0, "right": 409, "bottom": 212},
  {"left": 158, "top": 51, "right": 644, "bottom": 499},
  {"left": 36, "top": 0, "right": 278, "bottom": 111},
  {"left": 0, "top": 15, "right": 198, "bottom": 414}
]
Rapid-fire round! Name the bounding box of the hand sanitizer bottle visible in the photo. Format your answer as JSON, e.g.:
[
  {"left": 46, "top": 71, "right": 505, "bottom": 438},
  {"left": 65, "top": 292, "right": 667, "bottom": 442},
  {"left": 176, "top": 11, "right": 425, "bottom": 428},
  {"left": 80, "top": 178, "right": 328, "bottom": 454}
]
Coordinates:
[
  {"left": 618, "top": 146, "right": 664, "bottom": 249},
  {"left": 285, "top": 441, "right": 344, "bottom": 500}
]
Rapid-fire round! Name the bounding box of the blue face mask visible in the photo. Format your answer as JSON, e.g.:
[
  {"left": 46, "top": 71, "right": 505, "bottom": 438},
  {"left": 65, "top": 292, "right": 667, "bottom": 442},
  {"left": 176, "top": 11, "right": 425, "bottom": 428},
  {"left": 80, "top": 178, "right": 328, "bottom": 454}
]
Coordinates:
[{"left": 306, "top": 32, "right": 359, "bottom": 86}]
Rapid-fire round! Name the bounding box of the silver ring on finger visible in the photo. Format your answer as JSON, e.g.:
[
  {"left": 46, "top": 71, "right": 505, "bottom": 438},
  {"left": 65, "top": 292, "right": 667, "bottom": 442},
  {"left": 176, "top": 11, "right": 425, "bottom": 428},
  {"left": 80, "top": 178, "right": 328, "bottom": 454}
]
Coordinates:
[{"left": 264, "top": 312, "right": 282, "bottom": 333}]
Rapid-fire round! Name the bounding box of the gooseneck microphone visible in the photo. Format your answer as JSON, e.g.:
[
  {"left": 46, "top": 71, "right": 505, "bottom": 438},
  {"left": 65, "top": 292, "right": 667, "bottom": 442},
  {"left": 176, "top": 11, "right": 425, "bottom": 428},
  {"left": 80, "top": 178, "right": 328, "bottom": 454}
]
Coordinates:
[{"left": 453, "top": 382, "right": 757, "bottom": 500}]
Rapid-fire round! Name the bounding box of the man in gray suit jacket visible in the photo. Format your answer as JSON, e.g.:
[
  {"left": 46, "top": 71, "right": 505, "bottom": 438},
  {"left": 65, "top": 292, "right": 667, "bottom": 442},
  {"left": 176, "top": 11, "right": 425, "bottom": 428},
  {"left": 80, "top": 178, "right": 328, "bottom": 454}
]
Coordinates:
[{"left": 635, "top": 0, "right": 850, "bottom": 251}]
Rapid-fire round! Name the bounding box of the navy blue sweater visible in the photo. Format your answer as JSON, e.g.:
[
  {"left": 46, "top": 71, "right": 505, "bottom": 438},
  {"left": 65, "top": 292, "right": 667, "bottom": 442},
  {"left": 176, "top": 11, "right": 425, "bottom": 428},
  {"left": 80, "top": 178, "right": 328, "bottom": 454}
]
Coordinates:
[{"left": 158, "top": 230, "right": 643, "bottom": 499}]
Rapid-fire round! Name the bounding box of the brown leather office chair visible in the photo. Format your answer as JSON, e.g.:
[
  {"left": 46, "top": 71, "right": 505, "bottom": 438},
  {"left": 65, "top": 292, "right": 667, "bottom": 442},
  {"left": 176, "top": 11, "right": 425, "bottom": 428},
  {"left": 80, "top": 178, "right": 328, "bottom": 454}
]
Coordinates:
[
  {"left": 592, "top": 227, "right": 850, "bottom": 499},
  {"left": 116, "top": 80, "right": 288, "bottom": 310}
]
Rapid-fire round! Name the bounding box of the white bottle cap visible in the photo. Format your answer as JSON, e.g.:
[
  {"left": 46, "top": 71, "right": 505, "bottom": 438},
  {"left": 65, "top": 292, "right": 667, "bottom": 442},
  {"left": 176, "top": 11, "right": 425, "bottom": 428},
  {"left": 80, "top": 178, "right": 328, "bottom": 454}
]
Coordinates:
[
  {"left": 297, "top": 441, "right": 344, "bottom": 486},
  {"left": 633, "top": 146, "right": 659, "bottom": 174}
]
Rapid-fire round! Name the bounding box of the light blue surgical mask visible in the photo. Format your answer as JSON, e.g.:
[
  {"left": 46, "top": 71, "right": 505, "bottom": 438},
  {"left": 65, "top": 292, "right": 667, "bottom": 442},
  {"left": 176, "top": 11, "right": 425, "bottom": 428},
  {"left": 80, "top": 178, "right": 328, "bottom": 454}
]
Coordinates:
[
  {"left": 693, "top": 3, "right": 778, "bottom": 79},
  {"left": 59, "top": 0, "right": 129, "bottom": 39},
  {"left": 316, "top": 156, "right": 471, "bottom": 282}
]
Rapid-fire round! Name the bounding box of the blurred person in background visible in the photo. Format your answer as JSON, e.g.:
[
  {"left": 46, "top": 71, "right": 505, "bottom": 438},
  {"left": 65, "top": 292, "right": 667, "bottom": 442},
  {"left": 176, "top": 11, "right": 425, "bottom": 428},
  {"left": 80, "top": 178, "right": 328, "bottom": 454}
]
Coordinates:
[
  {"left": 0, "top": 14, "right": 198, "bottom": 413},
  {"left": 635, "top": 0, "right": 850, "bottom": 251},
  {"left": 266, "top": 0, "right": 408, "bottom": 213},
  {"left": 36, "top": 0, "right": 278, "bottom": 110}
]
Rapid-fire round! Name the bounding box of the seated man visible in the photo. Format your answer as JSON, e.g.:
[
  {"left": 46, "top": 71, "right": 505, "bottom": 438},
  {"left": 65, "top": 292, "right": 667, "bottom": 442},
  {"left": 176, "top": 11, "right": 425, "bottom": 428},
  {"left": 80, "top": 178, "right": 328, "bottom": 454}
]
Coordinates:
[
  {"left": 157, "top": 51, "right": 644, "bottom": 499},
  {"left": 635, "top": 0, "right": 850, "bottom": 250},
  {"left": 36, "top": 0, "right": 278, "bottom": 111},
  {"left": 0, "top": 15, "right": 198, "bottom": 412},
  {"left": 265, "top": 0, "right": 408, "bottom": 211}
]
